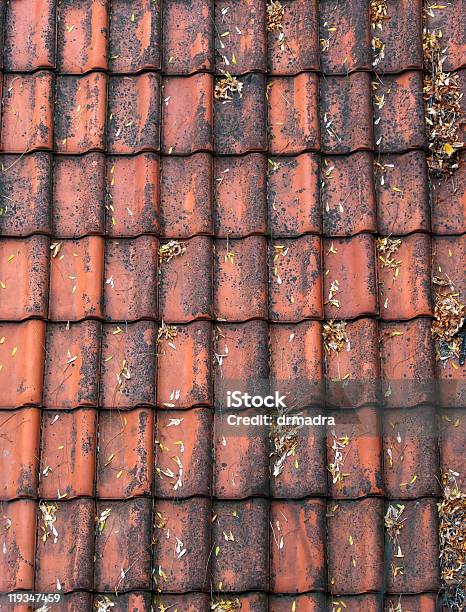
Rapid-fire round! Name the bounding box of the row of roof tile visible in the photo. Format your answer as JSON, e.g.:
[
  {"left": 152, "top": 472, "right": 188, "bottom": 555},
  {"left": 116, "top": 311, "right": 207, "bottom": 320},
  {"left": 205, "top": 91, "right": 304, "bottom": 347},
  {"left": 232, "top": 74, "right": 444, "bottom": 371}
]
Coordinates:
[{"left": 0, "top": 0, "right": 464, "bottom": 74}]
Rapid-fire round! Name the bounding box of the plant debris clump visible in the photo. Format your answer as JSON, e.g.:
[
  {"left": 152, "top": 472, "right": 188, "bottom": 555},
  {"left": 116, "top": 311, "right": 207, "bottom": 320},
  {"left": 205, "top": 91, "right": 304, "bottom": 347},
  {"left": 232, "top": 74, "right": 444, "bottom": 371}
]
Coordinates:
[
  {"left": 323, "top": 320, "right": 349, "bottom": 354},
  {"left": 370, "top": 0, "right": 388, "bottom": 66},
  {"left": 158, "top": 240, "right": 186, "bottom": 264},
  {"left": 376, "top": 236, "right": 402, "bottom": 279},
  {"left": 94, "top": 597, "right": 115, "bottom": 612},
  {"left": 270, "top": 409, "right": 302, "bottom": 477},
  {"left": 438, "top": 471, "right": 466, "bottom": 611},
  {"left": 211, "top": 598, "right": 241, "bottom": 611},
  {"left": 385, "top": 503, "right": 407, "bottom": 579},
  {"left": 423, "top": 29, "right": 464, "bottom": 177},
  {"left": 39, "top": 502, "right": 59, "bottom": 544},
  {"left": 266, "top": 0, "right": 285, "bottom": 32},
  {"left": 431, "top": 276, "right": 465, "bottom": 366},
  {"left": 214, "top": 73, "right": 244, "bottom": 101}
]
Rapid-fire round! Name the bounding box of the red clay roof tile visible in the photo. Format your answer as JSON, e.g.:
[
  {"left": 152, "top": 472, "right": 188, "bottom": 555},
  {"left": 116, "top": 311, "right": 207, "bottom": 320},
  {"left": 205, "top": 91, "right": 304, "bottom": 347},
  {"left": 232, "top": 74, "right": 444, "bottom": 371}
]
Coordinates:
[
  {"left": 320, "top": 72, "right": 373, "bottom": 153},
  {"left": 0, "top": 235, "right": 49, "bottom": 320},
  {"left": 324, "top": 234, "right": 378, "bottom": 319},
  {"left": 322, "top": 152, "right": 377, "bottom": 236},
  {"left": 53, "top": 153, "right": 106, "bottom": 237},
  {"left": 160, "top": 153, "right": 213, "bottom": 237},
  {"left": 157, "top": 321, "right": 212, "bottom": 409},
  {"left": 431, "top": 155, "right": 466, "bottom": 234},
  {"left": 0, "top": 408, "right": 41, "bottom": 499},
  {"left": 107, "top": 73, "right": 161, "bottom": 154},
  {"left": 39, "top": 408, "right": 97, "bottom": 499},
  {"left": 268, "top": 74, "right": 320, "bottom": 155},
  {"left": 319, "top": 0, "right": 371, "bottom": 75},
  {"left": 99, "top": 321, "right": 157, "bottom": 408},
  {"left": 0, "top": 152, "right": 52, "bottom": 237},
  {"left": 269, "top": 593, "right": 326, "bottom": 611},
  {"left": 327, "top": 498, "right": 384, "bottom": 594},
  {"left": 215, "top": 0, "right": 267, "bottom": 74},
  {"left": 104, "top": 236, "right": 158, "bottom": 320},
  {"left": 162, "top": 0, "right": 214, "bottom": 74},
  {"left": 107, "top": 153, "right": 160, "bottom": 237},
  {"left": 153, "top": 498, "right": 211, "bottom": 591},
  {"left": 426, "top": 0, "right": 465, "bottom": 71},
  {"left": 214, "top": 153, "right": 267, "bottom": 238},
  {"left": 48, "top": 236, "right": 104, "bottom": 321},
  {"left": 57, "top": 0, "right": 108, "bottom": 73},
  {"left": 43, "top": 321, "right": 101, "bottom": 409},
  {"left": 270, "top": 499, "right": 326, "bottom": 593},
  {"left": 4, "top": 0, "right": 56, "bottom": 71},
  {"left": 375, "top": 151, "right": 430, "bottom": 235},
  {"left": 1, "top": 72, "right": 54, "bottom": 153},
  {"left": 162, "top": 74, "right": 213, "bottom": 154},
  {"left": 0, "top": 499, "right": 36, "bottom": 591},
  {"left": 439, "top": 408, "right": 465, "bottom": 486},
  {"left": 214, "top": 73, "right": 267, "bottom": 154},
  {"left": 214, "top": 236, "right": 268, "bottom": 321},
  {"left": 268, "top": 153, "right": 320, "bottom": 236},
  {"left": 385, "top": 594, "right": 438, "bottom": 611},
  {"left": 0, "top": 320, "right": 45, "bottom": 409},
  {"left": 156, "top": 408, "right": 212, "bottom": 497},
  {"left": 97, "top": 407, "right": 154, "bottom": 498},
  {"left": 158, "top": 235, "right": 213, "bottom": 322},
  {"left": 109, "top": 0, "right": 161, "bottom": 73},
  {"left": 269, "top": 235, "right": 322, "bottom": 321},
  {"left": 55, "top": 73, "right": 107, "bottom": 153},
  {"left": 268, "top": 0, "right": 319, "bottom": 75}
]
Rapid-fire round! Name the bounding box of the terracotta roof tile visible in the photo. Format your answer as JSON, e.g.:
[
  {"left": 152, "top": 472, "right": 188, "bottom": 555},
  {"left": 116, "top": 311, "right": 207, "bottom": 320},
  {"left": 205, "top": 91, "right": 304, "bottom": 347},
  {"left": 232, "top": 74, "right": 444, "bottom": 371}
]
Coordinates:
[
  {"left": 270, "top": 499, "right": 326, "bottom": 593},
  {"left": 268, "top": 235, "right": 322, "bottom": 321},
  {"left": 0, "top": 408, "right": 41, "bottom": 499},
  {"left": 323, "top": 234, "right": 378, "bottom": 319},
  {"left": 55, "top": 73, "right": 107, "bottom": 153},
  {"left": 267, "top": 0, "right": 319, "bottom": 75},
  {"left": 385, "top": 594, "right": 438, "bottom": 611},
  {"left": 214, "top": 235, "right": 267, "bottom": 321},
  {"left": 0, "top": 235, "right": 49, "bottom": 320},
  {"left": 104, "top": 236, "right": 158, "bottom": 320},
  {"left": 380, "top": 318, "right": 436, "bottom": 408},
  {"left": 0, "top": 320, "right": 45, "bottom": 409},
  {"left": 439, "top": 408, "right": 465, "bottom": 485},
  {"left": 214, "top": 153, "right": 267, "bottom": 238},
  {"left": 212, "top": 499, "right": 269, "bottom": 592},
  {"left": 162, "top": 0, "right": 213, "bottom": 74},
  {"left": 157, "top": 321, "right": 212, "bottom": 409},
  {"left": 1, "top": 72, "right": 54, "bottom": 153},
  {"left": 373, "top": 71, "right": 426, "bottom": 153},
  {"left": 153, "top": 498, "right": 211, "bottom": 591},
  {"left": 269, "top": 593, "right": 326, "bottom": 611},
  {"left": 0, "top": 152, "right": 52, "bottom": 237},
  {"left": 160, "top": 153, "right": 213, "bottom": 237},
  {"left": 39, "top": 408, "right": 97, "bottom": 499},
  {"left": 57, "top": 0, "right": 108, "bottom": 73},
  {"left": 375, "top": 151, "right": 430, "bottom": 235},
  {"left": 107, "top": 153, "right": 160, "bottom": 237},
  {"left": 215, "top": 0, "right": 267, "bottom": 74},
  {"left": 426, "top": 0, "right": 465, "bottom": 71},
  {"left": 48, "top": 236, "right": 104, "bottom": 321},
  {"left": 327, "top": 498, "right": 384, "bottom": 594},
  {"left": 268, "top": 74, "right": 319, "bottom": 155},
  {"left": 162, "top": 74, "right": 213, "bottom": 154},
  {"left": 158, "top": 235, "right": 213, "bottom": 322},
  {"left": 99, "top": 321, "right": 157, "bottom": 408},
  {"left": 374, "top": 0, "right": 423, "bottom": 73},
  {"left": 319, "top": 0, "right": 371, "bottom": 75},
  {"left": 431, "top": 154, "right": 466, "bottom": 234},
  {"left": 320, "top": 72, "right": 373, "bottom": 153},
  {"left": 268, "top": 153, "right": 320, "bottom": 237},
  {"left": 94, "top": 498, "right": 152, "bottom": 591},
  {"left": 156, "top": 408, "right": 212, "bottom": 497},
  {"left": 35, "top": 498, "right": 94, "bottom": 593},
  {"left": 0, "top": 499, "right": 36, "bottom": 591},
  {"left": 214, "top": 73, "right": 267, "bottom": 154},
  {"left": 53, "top": 153, "right": 106, "bottom": 237},
  {"left": 43, "top": 321, "right": 101, "bottom": 409},
  {"left": 109, "top": 0, "right": 161, "bottom": 73},
  {"left": 322, "top": 152, "right": 377, "bottom": 236},
  {"left": 107, "top": 73, "right": 160, "bottom": 154},
  {"left": 4, "top": 0, "right": 56, "bottom": 71},
  {"left": 377, "top": 233, "right": 433, "bottom": 320},
  {"left": 97, "top": 407, "right": 154, "bottom": 498}
]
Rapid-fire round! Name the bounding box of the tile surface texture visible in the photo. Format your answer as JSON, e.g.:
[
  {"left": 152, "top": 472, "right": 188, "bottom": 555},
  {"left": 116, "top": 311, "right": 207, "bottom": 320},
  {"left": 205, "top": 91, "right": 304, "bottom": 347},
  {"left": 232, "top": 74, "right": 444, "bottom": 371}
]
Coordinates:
[{"left": 0, "top": 0, "right": 464, "bottom": 609}]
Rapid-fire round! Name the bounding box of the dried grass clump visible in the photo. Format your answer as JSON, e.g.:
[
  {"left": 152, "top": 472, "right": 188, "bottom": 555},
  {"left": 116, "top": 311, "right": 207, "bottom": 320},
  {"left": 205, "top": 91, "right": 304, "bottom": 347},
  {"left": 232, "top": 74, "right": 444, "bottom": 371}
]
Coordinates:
[
  {"left": 211, "top": 598, "right": 241, "bottom": 611},
  {"left": 438, "top": 471, "right": 466, "bottom": 611},
  {"left": 323, "top": 320, "right": 349, "bottom": 354},
  {"left": 423, "top": 30, "right": 464, "bottom": 177},
  {"left": 432, "top": 276, "right": 465, "bottom": 365},
  {"left": 266, "top": 0, "right": 285, "bottom": 32},
  {"left": 214, "top": 73, "right": 244, "bottom": 101},
  {"left": 158, "top": 240, "right": 186, "bottom": 264}
]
